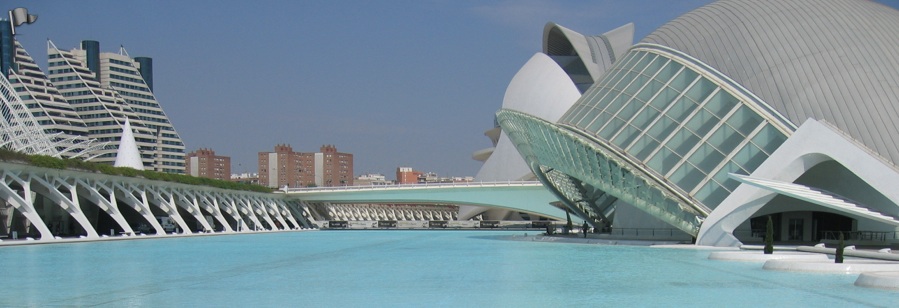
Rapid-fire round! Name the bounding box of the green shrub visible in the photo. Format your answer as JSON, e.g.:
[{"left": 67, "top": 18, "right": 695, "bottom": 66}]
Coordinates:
[
  {"left": 835, "top": 232, "right": 845, "bottom": 263},
  {"left": 764, "top": 215, "right": 774, "bottom": 254},
  {"left": 0, "top": 148, "right": 273, "bottom": 193},
  {"left": 29, "top": 155, "right": 66, "bottom": 169}
]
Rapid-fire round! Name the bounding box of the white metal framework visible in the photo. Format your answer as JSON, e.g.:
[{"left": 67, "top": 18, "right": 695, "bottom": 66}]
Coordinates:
[{"left": 0, "top": 162, "right": 311, "bottom": 241}]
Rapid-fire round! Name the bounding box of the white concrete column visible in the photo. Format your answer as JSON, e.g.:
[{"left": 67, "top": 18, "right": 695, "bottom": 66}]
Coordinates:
[
  {"left": 198, "top": 192, "right": 234, "bottom": 232},
  {"left": 115, "top": 183, "right": 166, "bottom": 235},
  {"left": 77, "top": 180, "right": 135, "bottom": 235},
  {"left": 30, "top": 175, "right": 99, "bottom": 239},
  {"left": 0, "top": 171, "right": 54, "bottom": 240},
  {"left": 147, "top": 187, "right": 191, "bottom": 234}
]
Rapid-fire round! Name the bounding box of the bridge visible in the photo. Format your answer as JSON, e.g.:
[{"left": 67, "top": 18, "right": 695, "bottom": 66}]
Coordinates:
[
  {"left": 0, "top": 162, "right": 563, "bottom": 242},
  {"left": 281, "top": 181, "right": 566, "bottom": 221}
]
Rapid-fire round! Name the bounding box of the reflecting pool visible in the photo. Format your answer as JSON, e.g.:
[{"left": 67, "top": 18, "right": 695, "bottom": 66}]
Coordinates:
[{"left": 0, "top": 231, "right": 894, "bottom": 307}]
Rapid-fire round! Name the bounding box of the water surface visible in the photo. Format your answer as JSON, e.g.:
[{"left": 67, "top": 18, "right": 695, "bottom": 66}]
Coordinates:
[{"left": 0, "top": 231, "right": 893, "bottom": 307}]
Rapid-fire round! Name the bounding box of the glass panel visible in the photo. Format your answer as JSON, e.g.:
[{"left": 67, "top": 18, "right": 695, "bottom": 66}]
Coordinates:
[
  {"left": 650, "top": 87, "right": 679, "bottom": 110},
  {"left": 668, "top": 68, "right": 698, "bottom": 90},
  {"left": 586, "top": 110, "right": 613, "bottom": 134},
  {"left": 635, "top": 80, "right": 664, "bottom": 103},
  {"left": 610, "top": 70, "right": 639, "bottom": 93},
  {"left": 705, "top": 91, "right": 739, "bottom": 118},
  {"left": 615, "top": 100, "right": 643, "bottom": 122},
  {"left": 628, "top": 135, "right": 660, "bottom": 161},
  {"left": 726, "top": 106, "right": 764, "bottom": 136},
  {"left": 603, "top": 91, "right": 632, "bottom": 116},
  {"left": 630, "top": 106, "right": 660, "bottom": 131},
  {"left": 733, "top": 143, "right": 767, "bottom": 172},
  {"left": 720, "top": 177, "right": 741, "bottom": 192},
  {"left": 646, "top": 116, "right": 678, "bottom": 141},
  {"left": 623, "top": 72, "right": 649, "bottom": 98},
  {"left": 599, "top": 116, "right": 626, "bottom": 140},
  {"left": 612, "top": 125, "right": 641, "bottom": 148},
  {"left": 633, "top": 53, "right": 658, "bottom": 74},
  {"left": 695, "top": 182, "right": 729, "bottom": 209},
  {"left": 752, "top": 125, "right": 787, "bottom": 154},
  {"left": 670, "top": 163, "right": 706, "bottom": 191},
  {"left": 684, "top": 108, "right": 717, "bottom": 137},
  {"left": 642, "top": 56, "right": 667, "bottom": 78},
  {"left": 666, "top": 129, "right": 700, "bottom": 157},
  {"left": 711, "top": 161, "right": 744, "bottom": 185},
  {"left": 665, "top": 96, "right": 698, "bottom": 123},
  {"left": 654, "top": 61, "right": 682, "bottom": 83},
  {"left": 688, "top": 142, "right": 726, "bottom": 173},
  {"left": 647, "top": 146, "right": 682, "bottom": 174},
  {"left": 684, "top": 78, "right": 716, "bottom": 103},
  {"left": 576, "top": 105, "right": 603, "bottom": 129},
  {"left": 707, "top": 124, "right": 743, "bottom": 154}
]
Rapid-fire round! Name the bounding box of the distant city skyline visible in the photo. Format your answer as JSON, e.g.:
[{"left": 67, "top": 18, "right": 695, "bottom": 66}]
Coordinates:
[{"left": 6, "top": 0, "right": 897, "bottom": 179}]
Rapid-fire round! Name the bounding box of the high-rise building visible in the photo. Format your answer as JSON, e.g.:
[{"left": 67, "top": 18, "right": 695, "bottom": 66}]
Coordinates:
[
  {"left": 47, "top": 40, "right": 186, "bottom": 173},
  {"left": 1, "top": 10, "right": 107, "bottom": 159},
  {"left": 186, "top": 148, "right": 230, "bottom": 181},
  {"left": 258, "top": 144, "right": 353, "bottom": 188}
]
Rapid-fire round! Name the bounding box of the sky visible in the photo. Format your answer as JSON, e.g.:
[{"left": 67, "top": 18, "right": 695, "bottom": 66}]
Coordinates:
[{"left": 6, "top": 0, "right": 897, "bottom": 180}]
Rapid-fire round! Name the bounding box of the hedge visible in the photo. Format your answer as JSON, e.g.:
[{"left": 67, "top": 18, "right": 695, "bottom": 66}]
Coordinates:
[{"left": 0, "top": 148, "right": 272, "bottom": 193}]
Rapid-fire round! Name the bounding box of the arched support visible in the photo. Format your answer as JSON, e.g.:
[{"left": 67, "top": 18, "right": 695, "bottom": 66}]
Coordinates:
[
  {"left": 30, "top": 175, "right": 99, "bottom": 239},
  {"left": 698, "top": 119, "right": 899, "bottom": 246},
  {"left": 198, "top": 192, "right": 234, "bottom": 232},
  {"left": 114, "top": 183, "right": 165, "bottom": 235},
  {"left": 76, "top": 179, "right": 135, "bottom": 235},
  {"left": 172, "top": 189, "right": 213, "bottom": 232},
  {"left": 235, "top": 198, "right": 264, "bottom": 231},
  {"left": 146, "top": 187, "right": 191, "bottom": 234},
  {"left": 249, "top": 197, "right": 279, "bottom": 230},
  {"left": 217, "top": 193, "right": 245, "bottom": 232},
  {"left": 0, "top": 171, "right": 54, "bottom": 240}
]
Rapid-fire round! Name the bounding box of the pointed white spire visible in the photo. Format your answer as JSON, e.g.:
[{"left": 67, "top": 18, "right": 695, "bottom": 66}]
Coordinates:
[{"left": 113, "top": 119, "right": 144, "bottom": 170}]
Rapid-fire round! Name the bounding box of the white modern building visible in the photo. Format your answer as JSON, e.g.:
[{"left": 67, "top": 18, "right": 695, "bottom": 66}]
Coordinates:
[
  {"left": 466, "top": 23, "right": 634, "bottom": 221},
  {"left": 496, "top": 0, "right": 899, "bottom": 246}
]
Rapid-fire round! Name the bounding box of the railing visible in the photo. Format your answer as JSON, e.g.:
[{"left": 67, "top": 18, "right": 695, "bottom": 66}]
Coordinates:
[
  {"left": 819, "top": 230, "right": 898, "bottom": 242},
  {"left": 731, "top": 229, "right": 899, "bottom": 243},
  {"left": 607, "top": 227, "right": 688, "bottom": 238},
  {"left": 281, "top": 181, "right": 544, "bottom": 193}
]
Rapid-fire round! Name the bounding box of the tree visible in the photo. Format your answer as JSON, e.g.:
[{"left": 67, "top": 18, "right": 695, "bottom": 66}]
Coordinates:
[
  {"left": 835, "top": 232, "right": 845, "bottom": 263},
  {"left": 764, "top": 215, "right": 774, "bottom": 254}
]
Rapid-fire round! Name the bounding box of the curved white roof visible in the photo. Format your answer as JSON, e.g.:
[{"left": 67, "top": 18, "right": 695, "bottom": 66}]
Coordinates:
[
  {"left": 476, "top": 53, "right": 581, "bottom": 181},
  {"left": 642, "top": 0, "right": 899, "bottom": 165}
]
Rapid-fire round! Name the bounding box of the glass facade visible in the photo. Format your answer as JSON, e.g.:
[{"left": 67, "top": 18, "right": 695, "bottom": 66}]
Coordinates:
[{"left": 559, "top": 48, "right": 788, "bottom": 210}]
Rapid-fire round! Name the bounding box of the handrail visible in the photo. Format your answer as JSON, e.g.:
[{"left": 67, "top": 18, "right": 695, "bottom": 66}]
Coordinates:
[{"left": 282, "top": 181, "right": 544, "bottom": 193}]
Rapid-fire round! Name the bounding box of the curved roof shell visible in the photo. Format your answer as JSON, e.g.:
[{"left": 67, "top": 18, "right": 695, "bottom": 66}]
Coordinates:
[{"left": 642, "top": 0, "right": 899, "bottom": 166}]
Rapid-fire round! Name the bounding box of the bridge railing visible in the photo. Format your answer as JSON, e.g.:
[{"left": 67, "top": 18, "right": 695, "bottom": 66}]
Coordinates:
[{"left": 280, "top": 181, "right": 544, "bottom": 193}]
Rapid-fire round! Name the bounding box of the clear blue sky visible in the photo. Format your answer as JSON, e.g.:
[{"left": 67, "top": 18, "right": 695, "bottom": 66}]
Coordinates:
[{"left": 6, "top": 0, "right": 898, "bottom": 180}]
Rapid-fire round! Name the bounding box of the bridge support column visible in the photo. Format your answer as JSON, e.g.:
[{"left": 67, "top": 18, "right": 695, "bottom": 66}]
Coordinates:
[
  {"left": 76, "top": 180, "right": 135, "bottom": 236},
  {"left": 173, "top": 189, "right": 213, "bottom": 232},
  {"left": 31, "top": 175, "right": 99, "bottom": 239},
  {"left": 147, "top": 187, "right": 191, "bottom": 234},
  {"left": 0, "top": 171, "right": 53, "bottom": 240},
  {"left": 115, "top": 183, "right": 166, "bottom": 235},
  {"left": 199, "top": 192, "right": 233, "bottom": 232},
  {"left": 235, "top": 198, "right": 264, "bottom": 231},
  {"left": 249, "top": 198, "right": 279, "bottom": 230}
]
